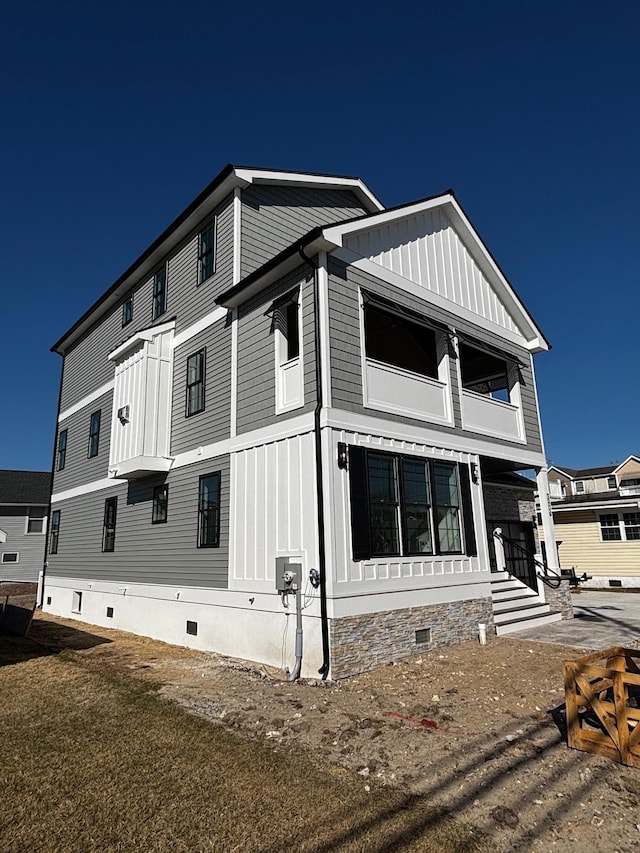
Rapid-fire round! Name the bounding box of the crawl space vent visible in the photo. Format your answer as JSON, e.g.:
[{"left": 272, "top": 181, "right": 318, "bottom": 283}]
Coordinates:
[
  {"left": 415, "top": 628, "right": 432, "bottom": 645},
  {"left": 186, "top": 620, "right": 198, "bottom": 636},
  {"left": 106, "top": 606, "right": 114, "bottom": 618}
]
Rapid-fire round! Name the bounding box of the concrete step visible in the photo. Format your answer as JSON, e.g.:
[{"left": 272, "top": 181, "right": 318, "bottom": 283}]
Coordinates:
[
  {"left": 495, "top": 611, "right": 563, "bottom": 635},
  {"left": 491, "top": 586, "right": 539, "bottom": 602},
  {"left": 492, "top": 595, "right": 545, "bottom": 614},
  {"left": 493, "top": 602, "right": 552, "bottom": 625}
]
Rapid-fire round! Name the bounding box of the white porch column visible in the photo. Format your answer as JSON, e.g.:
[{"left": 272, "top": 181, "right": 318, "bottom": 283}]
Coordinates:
[
  {"left": 493, "top": 527, "right": 506, "bottom": 572},
  {"left": 535, "top": 466, "right": 560, "bottom": 572}
]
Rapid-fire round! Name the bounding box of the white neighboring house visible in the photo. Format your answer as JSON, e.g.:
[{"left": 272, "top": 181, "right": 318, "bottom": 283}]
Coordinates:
[{"left": 0, "top": 470, "right": 51, "bottom": 583}]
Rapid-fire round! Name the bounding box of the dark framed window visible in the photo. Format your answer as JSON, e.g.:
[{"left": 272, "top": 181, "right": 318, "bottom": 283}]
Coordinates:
[
  {"left": 27, "top": 507, "right": 46, "bottom": 533},
  {"left": 348, "top": 447, "right": 475, "bottom": 560},
  {"left": 57, "top": 428, "right": 68, "bottom": 471},
  {"left": 152, "top": 266, "right": 167, "bottom": 319},
  {"left": 88, "top": 410, "right": 101, "bottom": 458},
  {"left": 198, "top": 472, "right": 221, "bottom": 548},
  {"left": 152, "top": 484, "right": 169, "bottom": 524},
  {"left": 460, "top": 343, "right": 510, "bottom": 402},
  {"left": 284, "top": 301, "right": 300, "bottom": 361},
  {"left": 186, "top": 349, "right": 205, "bottom": 416},
  {"left": 122, "top": 295, "right": 133, "bottom": 327},
  {"left": 50, "top": 510, "right": 60, "bottom": 554},
  {"left": 198, "top": 220, "right": 216, "bottom": 283},
  {"left": 102, "top": 497, "right": 117, "bottom": 552},
  {"left": 364, "top": 303, "right": 438, "bottom": 379}
]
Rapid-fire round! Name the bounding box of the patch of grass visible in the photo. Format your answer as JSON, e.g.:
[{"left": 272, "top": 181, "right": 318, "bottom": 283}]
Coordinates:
[{"left": 0, "top": 638, "right": 489, "bottom": 852}]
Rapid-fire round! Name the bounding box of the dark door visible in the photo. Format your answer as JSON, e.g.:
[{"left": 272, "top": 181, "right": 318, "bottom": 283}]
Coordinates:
[{"left": 486, "top": 520, "right": 538, "bottom": 590}]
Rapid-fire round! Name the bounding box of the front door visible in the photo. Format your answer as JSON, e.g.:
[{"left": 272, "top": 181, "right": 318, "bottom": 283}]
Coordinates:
[{"left": 486, "top": 520, "right": 538, "bottom": 590}]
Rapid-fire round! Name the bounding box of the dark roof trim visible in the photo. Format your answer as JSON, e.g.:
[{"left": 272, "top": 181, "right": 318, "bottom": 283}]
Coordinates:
[
  {"left": 456, "top": 329, "right": 526, "bottom": 367},
  {"left": 361, "top": 289, "right": 451, "bottom": 334}
]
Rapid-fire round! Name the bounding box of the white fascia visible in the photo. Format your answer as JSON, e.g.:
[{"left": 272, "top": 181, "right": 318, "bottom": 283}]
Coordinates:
[
  {"left": 552, "top": 499, "right": 640, "bottom": 513},
  {"left": 108, "top": 320, "right": 176, "bottom": 362},
  {"left": 233, "top": 168, "right": 384, "bottom": 213},
  {"left": 322, "top": 194, "right": 548, "bottom": 353}
]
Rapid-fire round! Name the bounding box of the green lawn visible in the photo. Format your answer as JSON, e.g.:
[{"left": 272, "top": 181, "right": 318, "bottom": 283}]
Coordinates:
[{"left": 0, "top": 634, "right": 488, "bottom": 852}]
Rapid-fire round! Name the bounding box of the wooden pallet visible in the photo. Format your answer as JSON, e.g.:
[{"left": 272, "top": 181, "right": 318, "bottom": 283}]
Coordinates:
[{"left": 564, "top": 646, "right": 640, "bottom": 768}]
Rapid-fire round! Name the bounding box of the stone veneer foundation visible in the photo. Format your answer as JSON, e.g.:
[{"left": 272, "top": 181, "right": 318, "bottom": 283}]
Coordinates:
[
  {"left": 542, "top": 579, "right": 574, "bottom": 620},
  {"left": 329, "top": 596, "right": 494, "bottom": 679}
]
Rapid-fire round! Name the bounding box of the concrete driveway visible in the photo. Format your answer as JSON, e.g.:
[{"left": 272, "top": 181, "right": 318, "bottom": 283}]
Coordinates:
[{"left": 514, "top": 590, "right": 640, "bottom": 649}]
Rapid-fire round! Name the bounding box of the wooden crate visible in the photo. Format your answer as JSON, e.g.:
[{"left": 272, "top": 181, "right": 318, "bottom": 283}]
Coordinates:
[{"left": 564, "top": 646, "right": 640, "bottom": 768}]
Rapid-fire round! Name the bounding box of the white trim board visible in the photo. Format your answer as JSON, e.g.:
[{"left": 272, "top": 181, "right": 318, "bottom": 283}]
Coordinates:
[{"left": 58, "top": 380, "right": 115, "bottom": 423}]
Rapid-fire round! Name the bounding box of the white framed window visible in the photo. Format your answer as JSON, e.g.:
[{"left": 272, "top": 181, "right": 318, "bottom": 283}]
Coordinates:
[
  {"left": 198, "top": 219, "right": 217, "bottom": 284},
  {"left": 26, "top": 506, "right": 47, "bottom": 534},
  {"left": 575, "top": 480, "right": 584, "bottom": 494},
  {"left": 607, "top": 475, "right": 617, "bottom": 490},
  {"left": 1, "top": 552, "right": 19, "bottom": 564},
  {"left": 274, "top": 289, "right": 303, "bottom": 414},
  {"left": 599, "top": 512, "right": 640, "bottom": 542}
]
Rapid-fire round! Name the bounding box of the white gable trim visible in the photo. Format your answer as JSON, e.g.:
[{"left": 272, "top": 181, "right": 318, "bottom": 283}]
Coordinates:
[
  {"left": 323, "top": 195, "right": 547, "bottom": 351},
  {"left": 613, "top": 455, "right": 640, "bottom": 474}
]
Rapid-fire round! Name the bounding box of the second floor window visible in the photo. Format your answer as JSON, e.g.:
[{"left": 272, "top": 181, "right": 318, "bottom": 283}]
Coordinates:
[
  {"left": 27, "top": 507, "right": 46, "bottom": 533},
  {"left": 88, "top": 410, "right": 101, "bottom": 458},
  {"left": 153, "top": 266, "right": 167, "bottom": 319},
  {"left": 364, "top": 303, "right": 438, "bottom": 379},
  {"left": 152, "top": 484, "right": 169, "bottom": 524},
  {"left": 186, "top": 349, "right": 205, "bottom": 416},
  {"left": 57, "top": 429, "right": 68, "bottom": 471},
  {"left": 122, "top": 295, "right": 133, "bottom": 326},
  {"left": 102, "top": 497, "right": 117, "bottom": 552},
  {"left": 198, "top": 472, "right": 220, "bottom": 547},
  {"left": 198, "top": 221, "right": 216, "bottom": 283},
  {"left": 49, "top": 510, "right": 60, "bottom": 554}
]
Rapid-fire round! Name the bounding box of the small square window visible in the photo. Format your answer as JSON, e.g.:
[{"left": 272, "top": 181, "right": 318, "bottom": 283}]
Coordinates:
[
  {"left": 198, "top": 221, "right": 216, "bottom": 284},
  {"left": 152, "top": 484, "right": 169, "bottom": 524},
  {"left": 153, "top": 266, "right": 167, "bottom": 319},
  {"left": 122, "top": 295, "right": 133, "bottom": 327}
]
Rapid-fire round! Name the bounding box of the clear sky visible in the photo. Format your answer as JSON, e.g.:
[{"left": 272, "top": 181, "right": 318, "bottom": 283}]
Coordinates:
[{"left": 1, "top": 0, "right": 638, "bottom": 472}]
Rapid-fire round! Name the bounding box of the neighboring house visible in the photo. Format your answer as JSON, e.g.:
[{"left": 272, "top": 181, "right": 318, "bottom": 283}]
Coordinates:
[
  {"left": 43, "top": 164, "right": 562, "bottom": 679},
  {"left": 546, "top": 456, "right": 640, "bottom": 589},
  {"left": 0, "top": 470, "right": 51, "bottom": 582}
]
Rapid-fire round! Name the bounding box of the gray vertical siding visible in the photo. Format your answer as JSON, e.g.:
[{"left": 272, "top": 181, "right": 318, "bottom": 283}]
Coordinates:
[
  {"left": 327, "top": 258, "right": 543, "bottom": 453},
  {"left": 240, "top": 186, "right": 367, "bottom": 278},
  {"left": 236, "top": 266, "right": 316, "bottom": 435},
  {"left": 60, "top": 194, "right": 234, "bottom": 412},
  {"left": 171, "top": 317, "right": 232, "bottom": 454},
  {"left": 53, "top": 389, "right": 114, "bottom": 493},
  {"left": 48, "top": 454, "right": 230, "bottom": 588},
  {"left": 0, "top": 508, "right": 46, "bottom": 582}
]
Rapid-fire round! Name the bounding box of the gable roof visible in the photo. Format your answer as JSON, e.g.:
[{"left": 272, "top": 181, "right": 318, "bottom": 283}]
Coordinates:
[
  {"left": 0, "top": 470, "right": 51, "bottom": 505},
  {"left": 549, "top": 463, "right": 620, "bottom": 479},
  {"left": 51, "top": 165, "right": 384, "bottom": 356}
]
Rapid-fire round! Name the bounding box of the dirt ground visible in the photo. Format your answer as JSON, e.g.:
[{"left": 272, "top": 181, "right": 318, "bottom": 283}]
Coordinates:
[{"left": 20, "top": 607, "right": 640, "bottom": 853}]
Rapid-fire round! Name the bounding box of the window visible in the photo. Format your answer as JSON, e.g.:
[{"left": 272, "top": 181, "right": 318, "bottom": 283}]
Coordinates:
[
  {"left": 623, "top": 512, "right": 640, "bottom": 541},
  {"left": 27, "top": 507, "right": 46, "bottom": 533},
  {"left": 152, "top": 266, "right": 167, "bottom": 319},
  {"left": 49, "top": 510, "right": 60, "bottom": 554},
  {"left": 273, "top": 289, "right": 303, "bottom": 413},
  {"left": 186, "top": 349, "right": 205, "bottom": 416},
  {"left": 57, "top": 428, "right": 67, "bottom": 471},
  {"left": 607, "top": 475, "right": 617, "bottom": 490},
  {"left": 1, "top": 553, "right": 19, "bottom": 564},
  {"left": 284, "top": 301, "right": 300, "bottom": 361},
  {"left": 88, "top": 410, "right": 101, "bottom": 458},
  {"left": 364, "top": 303, "right": 438, "bottom": 379},
  {"left": 348, "top": 447, "right": 475, "bottom": 560},
  {"left": 600, "top": 513, "right": 622, "bottom": 541},
  {"left": 198, "top": 473, "right": 221, "bottom": 547},
  {"left": 575, "top": 480, "right": 584, "bottom": 494},
  {"left": 460, "top": 343, "right": 510, "bottom": 402},
  {"left": 122, "top": 295, "right": 133, "bottom": 327},
  {"left": 198, "top": 220, "right": 216, "bottom": 283},
  {"left": 102, "top": 497, "right": 118, "bottom": 552},
  {"left": 152, "top": 484, "right": 169, "bottom": 524}
]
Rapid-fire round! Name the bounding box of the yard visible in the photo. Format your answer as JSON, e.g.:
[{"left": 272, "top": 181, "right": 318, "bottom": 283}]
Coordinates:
[{"left": 2, "top": 609, "right": 640, "bottom": 851}]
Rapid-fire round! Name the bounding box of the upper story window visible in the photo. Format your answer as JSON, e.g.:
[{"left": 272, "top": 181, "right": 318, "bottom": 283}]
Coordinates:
[
  {"left": 460, "top": 343, "right": 509, "bottom": 402},
  {"left": 198, "top": 472, "right": 221, "bottom": 548},
  {"left": 198, "top": 220, "right": 216, "bottom": 284},
  {"left": 27, "top": 507, "right": 46, "bottom": 534},
  {"left": 607, "top": 475, "right": 617, "bottom": 490},
  {"left": 88, "top": 410, "right": 101, "bottom": 458},
  {"left": 57, "top": 428, "right": 68, "bottom": 471},
  {"left": 348, "top": 447, "right": 476, "bottom": 560},
  {"left": 364, "top": 303, "right": 438, "bottom": 379},
  {"left": 122, "top": 295, "right": 133, "bottom": 327},
  {"left": 1, "top": 552, "right": 18, "bottom": 563},
  {"left": 575, "top": 480, "right": 585, "bottom": 494},
  {"left": 273, "top": 289, "right": 303, "bottom": 414},
  {"left": 152, "top": 484, "right": 169, "bottom": 524},
  {"left": 186, "top": 349, "right": 205, "bottom": 417},
  {"left": 49, "top": 510, "right": 60, "bottom": 554},
  {"left": 102, "top": 497, "right": 117, "bottom": 552},
  {"left": 152, "top": 266, "right": 167, "bottom": 319}
]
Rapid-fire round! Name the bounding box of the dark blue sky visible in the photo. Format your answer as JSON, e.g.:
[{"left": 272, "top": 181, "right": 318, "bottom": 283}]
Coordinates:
[{"left": 2, "top": 0, "right": 638, "bottom": 471}]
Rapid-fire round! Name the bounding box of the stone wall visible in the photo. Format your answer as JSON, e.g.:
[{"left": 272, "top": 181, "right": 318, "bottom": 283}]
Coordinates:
[
  {"left": 329, "top": 596, "right": 493, "bottom": 679},
  {"left": 542, "top": 579, "right": 574, "bottom": 619}
]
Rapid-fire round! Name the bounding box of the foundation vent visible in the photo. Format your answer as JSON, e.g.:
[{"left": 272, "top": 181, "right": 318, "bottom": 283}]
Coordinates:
[
  {"left": 186, "top": 620, "right": 198, "bottom": 636},
  {"left": 415, "top": 628, "right": 432, "bottom": 645},
  {"left": 106, "top": 606, "right": 114, "bottom": 618},
  {"left": 72, "top": 591, "right": 82, "bottom": 613},
  {"left": 46, "top": 596, "right": 52, "bottom": 605},
  {"left": 609, "top": 579, "right": 622, "bottom": 588}
]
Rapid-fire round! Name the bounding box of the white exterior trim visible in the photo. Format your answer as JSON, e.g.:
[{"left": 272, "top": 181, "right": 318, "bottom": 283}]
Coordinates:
[
  {"left": 173, "top": 307, "right": 227, "bottom": 348},
  {"left": 108, "top": 320, "right": 176, "bottom": 362},
  {"left": 317, "top": 251, "right": 332, "bottom": 407},
  {"left": 58, "top": 380, "right": 115, "bottom": 423}
]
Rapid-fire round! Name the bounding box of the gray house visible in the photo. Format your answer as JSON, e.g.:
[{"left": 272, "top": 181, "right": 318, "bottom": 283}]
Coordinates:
[
  {"left": 0, "top": 470, "right": 50, "bottom": 582},
  {"left": 44, "top": 164, "right": 562, "bottom": 678}
]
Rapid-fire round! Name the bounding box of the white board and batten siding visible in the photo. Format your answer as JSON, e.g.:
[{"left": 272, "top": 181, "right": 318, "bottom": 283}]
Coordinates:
[
  {"left": 229, "top": 431, "right": 319, "bottom": 592},
  {"left": 325, "top": 427, "right": 492, "bottom": 600},
  {"left": 344, "top": 207, "right": 525, "bottom": 339}
]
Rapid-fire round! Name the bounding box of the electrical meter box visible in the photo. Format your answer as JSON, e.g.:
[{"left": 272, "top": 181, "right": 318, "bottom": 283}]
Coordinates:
[{"left": 275, "top": 558, "right": 302, "bottom": 593}]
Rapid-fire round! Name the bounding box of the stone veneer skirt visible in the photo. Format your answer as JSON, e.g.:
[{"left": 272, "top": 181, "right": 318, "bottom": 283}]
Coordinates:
[{"left": 329, "top": 596, "right": 494, "bottom": 679}]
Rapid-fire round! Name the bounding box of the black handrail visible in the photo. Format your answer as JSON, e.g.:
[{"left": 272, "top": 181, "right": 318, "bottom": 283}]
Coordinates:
[{"left": 493, "top": 529, "right": 562, "bottom": 590}]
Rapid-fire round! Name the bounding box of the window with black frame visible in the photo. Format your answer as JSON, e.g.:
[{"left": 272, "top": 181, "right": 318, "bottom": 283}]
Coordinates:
[
  {"left": 152, "top": 484, "right": 169, "bottom": 524},
  {"left": 57, "top": 428, "right": 67, "bottom": 470},
  {"left": 88, "top": 410, "right": 101, "bottom": 458},
  {"left": 364, "top": 303, "right": 438, "bottom": 379},
  {"left": 198, "top": 220, "right": 216, "bottom": 283},
  {"left": 102, "top": 497, "right": 117, "bottom": 552},
  {"left": 50, "top": 510, "right": 60, "bottom": 554},
  {"left": 152, "top": 266, "right": 167, "bottom": 319},
  {"left": 198, "top": 473, "right": 220, "bottom": 547},
  {"left": 186, "top": 349, "right": 205, "bottom": 416}
]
